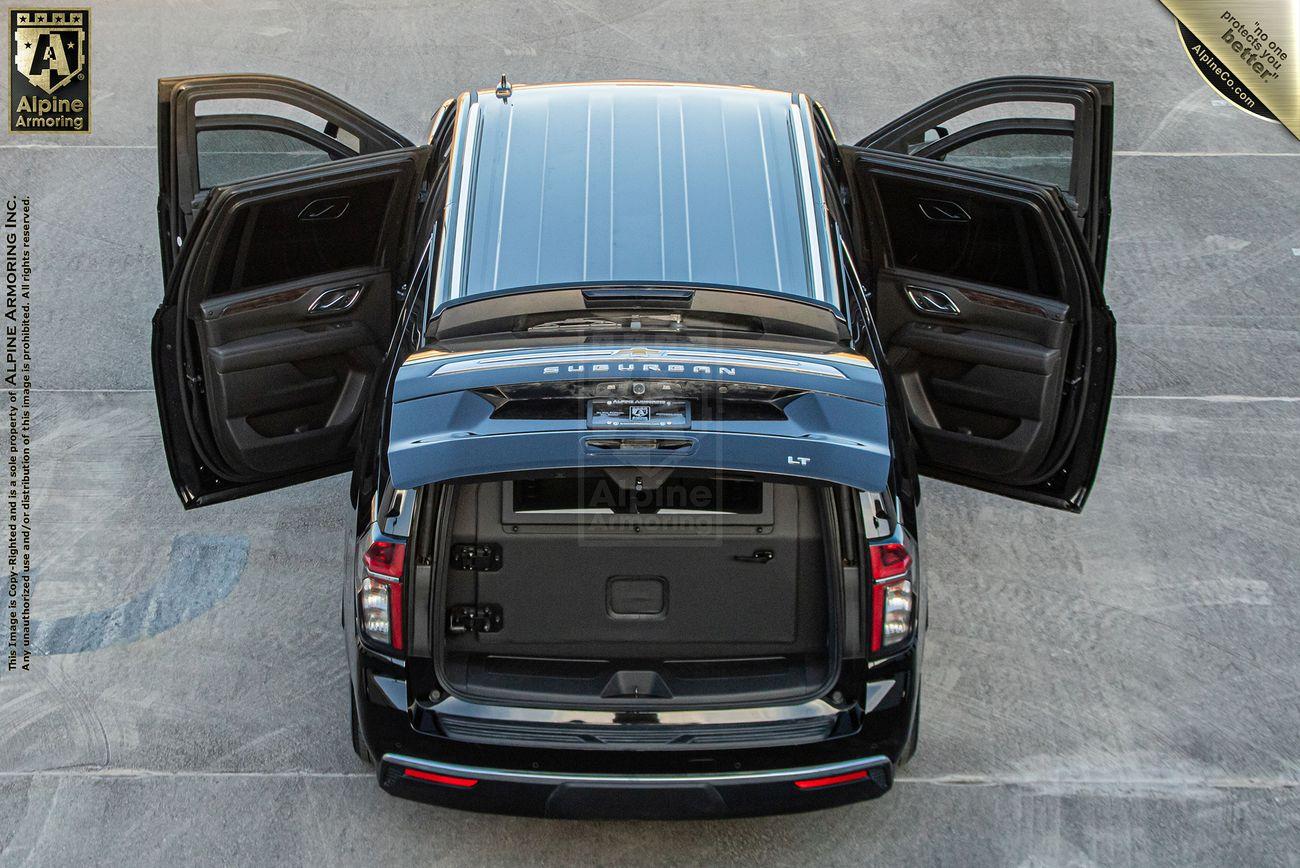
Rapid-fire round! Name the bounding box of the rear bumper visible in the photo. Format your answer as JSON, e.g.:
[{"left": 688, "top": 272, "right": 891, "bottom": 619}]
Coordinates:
[
  {"left": 352, "top": 633, "right": 920, "bottom": 818},
  {"left": 378, "top": 752, "right": 893, "bottom": 818}
]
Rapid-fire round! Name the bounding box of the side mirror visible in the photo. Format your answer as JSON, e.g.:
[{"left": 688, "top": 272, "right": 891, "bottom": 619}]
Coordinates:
[
  {"left": 922, "top": 125, "right": 950, "bottom": 143},
  {"left": 904, "top": 125, "right": 949, "bottom": 154}
]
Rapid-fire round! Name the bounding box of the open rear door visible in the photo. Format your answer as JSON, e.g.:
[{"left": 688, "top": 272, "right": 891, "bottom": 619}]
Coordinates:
[
  {"left": 843, "top": 143, "right": 1115, "bottom": 511},
  {"left": 859, "top": 76, "right": 1113, "bottom": 281},
  {"left": 157, "top": 74, "right": 413, "bottom": 277},
  {"left": 152, "top": 146, "right": 431, "bottom": 507}
]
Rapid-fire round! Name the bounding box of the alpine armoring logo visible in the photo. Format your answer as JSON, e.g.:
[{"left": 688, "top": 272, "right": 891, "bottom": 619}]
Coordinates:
[
  {"left": 9, "top": 8, "right": 90, "bottom": 133},
  {"left": 1178, "top": 21, "right": 1278, "bottom": 122}
]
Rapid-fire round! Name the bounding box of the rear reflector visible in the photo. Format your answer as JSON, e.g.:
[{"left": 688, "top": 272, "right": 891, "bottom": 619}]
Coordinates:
[
  {"left": 364, "top": 540, "right": 406, "bottom": 578},
  {"left": 793, "top": 769, "right": 870, "bottom": 790},
  {"left": 869, "top": 542, "right": 911, "bottom": 580},
  {"left": 403, "top": 768, "right": 478, "bottom": 788}
]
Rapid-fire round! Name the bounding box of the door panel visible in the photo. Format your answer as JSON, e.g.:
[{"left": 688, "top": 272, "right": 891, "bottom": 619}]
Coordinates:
[
  {"left": 195, "top": 265, "right": 391, "bottom": 476},
  {"left": 859, "top": 76, "right": 1113, "bottom": 280},
  {"left": 152, "top": 147, "right": 432, "bottom": 508},
  {"left": 875, "top": 270, "right": 1073, "bottom": 481},
  {"left": 157, "top": 74, "right": 413, "bottom": 278},
  {"left": 884, "top": 273, "right": 1071, "bottom": 339},
  {"left": 844, "top": 148, "right": 1115, "bottom": 511}
]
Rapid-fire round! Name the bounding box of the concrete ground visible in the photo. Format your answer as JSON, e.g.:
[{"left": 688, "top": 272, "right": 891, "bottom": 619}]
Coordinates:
[{"left": 1, "top": 0, "right": 1298, "bottom": 864}]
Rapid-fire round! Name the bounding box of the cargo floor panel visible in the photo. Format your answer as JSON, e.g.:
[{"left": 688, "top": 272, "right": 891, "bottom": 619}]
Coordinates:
[
  {"left": 473, "top": 542, "right": 808, "bottom": 653},
  {"left": 431, "top": 472, "right": 842, "bottom": 708}
]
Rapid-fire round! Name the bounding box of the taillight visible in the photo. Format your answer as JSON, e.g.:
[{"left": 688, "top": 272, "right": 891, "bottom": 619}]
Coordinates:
[
  {"left": 870, "top": 542, "right": 910, "bottom": 580},
  {"left": 360, "top": 539, "right": 406, "bottom": 650},
  {"left": 869, "top": 541, "right": 913, "bottom": 652},
  {"left": 364, "top": 539, "right": 405, "bottom": 578}
]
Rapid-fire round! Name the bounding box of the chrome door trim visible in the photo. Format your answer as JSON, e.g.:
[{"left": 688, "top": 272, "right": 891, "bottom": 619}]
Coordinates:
[
  {"left": 449, "top": 97, "right": 481, "bottom": 300},
  {"left": 904, "top": 285, "right": 961, "bottom": 316},
  {"left": 307, "top": 283, "right": 363, "bottom": 314}
]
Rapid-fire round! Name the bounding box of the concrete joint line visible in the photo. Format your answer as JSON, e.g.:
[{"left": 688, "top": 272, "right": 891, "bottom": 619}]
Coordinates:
[{"left": 0, "top": 769, "right": 1297, "bottom": 793}]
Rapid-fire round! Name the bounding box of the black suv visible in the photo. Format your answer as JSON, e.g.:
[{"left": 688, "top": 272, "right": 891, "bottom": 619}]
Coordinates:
[{"left": 151, "top": 75, "right": 1115, "bottom": 817}]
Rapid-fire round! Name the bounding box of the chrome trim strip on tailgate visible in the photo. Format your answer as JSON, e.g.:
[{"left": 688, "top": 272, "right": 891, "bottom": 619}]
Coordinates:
[
  {"left": 382, "top": 753, "right": 890, "bottom": 786},
  {"left": 429, "top": 696, "right": 840, "bottom": 725}
]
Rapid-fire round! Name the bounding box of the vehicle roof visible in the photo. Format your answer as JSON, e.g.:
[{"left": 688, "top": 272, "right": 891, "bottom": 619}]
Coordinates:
[{"left": 436, "top": 81, "right": 833, "bottom": 308}]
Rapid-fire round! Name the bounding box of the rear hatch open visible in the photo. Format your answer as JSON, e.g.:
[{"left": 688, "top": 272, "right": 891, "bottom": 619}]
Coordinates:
[
  {"left": 422, "top": 471, "right": 846, "bottom": 712},
  {"left": 388, "top": 343, "right": 891, "bottom": 495},
  {"left": 391, "top": 340, "right": 889, "bottom": 712}
]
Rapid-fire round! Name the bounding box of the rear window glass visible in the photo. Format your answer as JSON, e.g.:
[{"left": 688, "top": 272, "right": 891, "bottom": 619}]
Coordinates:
[
  {"left": 938, "top": 131, "right": 1073, "bottom": 190},
  {"left": 197, "top": 128, "right": 333, "bottom": 189},
  {"left": 192, "top": 97, "right": 360, "bottom": 190}
]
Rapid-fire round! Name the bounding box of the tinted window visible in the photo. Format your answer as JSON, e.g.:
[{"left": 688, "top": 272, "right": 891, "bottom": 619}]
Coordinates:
[
  {"left": 938, "top": 131, "right": 1073, "bottom": 190},
  {"left": 875, "top": 176, "right": 1058, "bottom": 297},
  {"left": 208, "top": 178, "right": 394, "bottom": 296},
  {"left": 197, "top": 128, "right": 334, "bottom": 189}
]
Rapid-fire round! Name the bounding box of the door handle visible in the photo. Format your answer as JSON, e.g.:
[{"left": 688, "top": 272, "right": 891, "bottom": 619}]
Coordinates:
[
  {"left": 916, "top": 198, "right": 970, "bottom": 222},
  {"left": 733, "top": 549, "right": 774, "bottom": 564},
  {"left": 298, "top": 196, "right": 351, "bottom": 221},
  {"left": 905, "top": 285, "right": 961, "bottom": 317},
  {"left": 307, "top": 284, "right": 363, "bottom": 315}
]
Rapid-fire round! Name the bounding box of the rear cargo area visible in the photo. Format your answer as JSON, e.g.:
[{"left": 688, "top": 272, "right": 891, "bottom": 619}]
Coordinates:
[{"left": 429, "top": 470, "right": 840, "bottom": 708}]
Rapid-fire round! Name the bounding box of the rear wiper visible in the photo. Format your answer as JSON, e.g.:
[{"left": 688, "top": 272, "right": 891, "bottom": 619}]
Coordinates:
[
  {"left": 526, "top": 317, "right": 623, "bottom": 332},
  {"left": 526, "top": 312, "right": 756, "bottom": 334},
  {"left": 526, "top": 314, "right": 692, "bottom": 333}
]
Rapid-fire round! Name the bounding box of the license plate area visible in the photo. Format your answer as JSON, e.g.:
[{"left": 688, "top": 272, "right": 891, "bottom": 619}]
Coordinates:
[
  {"left": 545, "top": 783, "right": 725, "bottom": 819},
  {"left": 587, "top": 398, "right": 690, "bottom": 429}
]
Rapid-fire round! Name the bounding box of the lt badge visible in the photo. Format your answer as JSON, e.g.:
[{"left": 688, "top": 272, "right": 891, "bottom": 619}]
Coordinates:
[{"left": 9, "top": 9, "right": 90, "bottom": 132}]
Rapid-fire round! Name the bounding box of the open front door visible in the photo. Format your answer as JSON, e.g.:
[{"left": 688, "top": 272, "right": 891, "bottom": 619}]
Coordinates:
[
  {"left": 157, "top": 74, "right": 413, "bottom": 277},
  {"left": 843, "top": 145, "right": 1115, "bottom": 511},
  {"left": 152, "top": 146, "right": 431, "bottom": 507},
  {"left": 859, "top": 76, "right": 1113, "bottom": 281}
]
